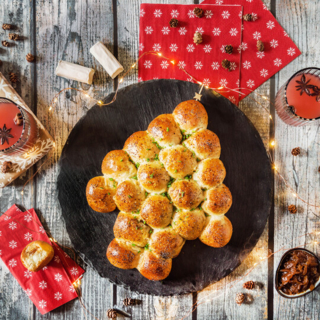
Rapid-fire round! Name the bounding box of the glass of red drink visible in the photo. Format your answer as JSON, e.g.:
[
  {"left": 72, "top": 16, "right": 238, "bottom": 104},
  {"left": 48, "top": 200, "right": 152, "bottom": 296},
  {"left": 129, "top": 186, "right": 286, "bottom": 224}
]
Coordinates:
[
  {"left": 0, "top": 98, "right": 38, "bottom": 156},
  {"left": 275, "top": 67, "right": 320, "bottom": 126}
]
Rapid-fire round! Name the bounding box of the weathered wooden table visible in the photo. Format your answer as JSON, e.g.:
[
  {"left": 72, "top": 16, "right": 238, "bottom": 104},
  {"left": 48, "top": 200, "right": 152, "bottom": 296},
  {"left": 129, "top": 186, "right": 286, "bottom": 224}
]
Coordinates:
[{"left": 0, "top": 1, "right": 319, "bottom": 319}]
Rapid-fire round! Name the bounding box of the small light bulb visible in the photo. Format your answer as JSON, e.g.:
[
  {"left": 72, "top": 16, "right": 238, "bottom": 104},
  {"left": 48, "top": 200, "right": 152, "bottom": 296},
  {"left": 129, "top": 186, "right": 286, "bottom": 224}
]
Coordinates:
[
  {"left": 119, "top": 78, "right": 123, "bottom": 83},
  {"left": 205, "top": 86, "right": 209, "bottom": 89},
  {"left": 157, "top": 53, "right": 162, "bottom": 56},
  {"left": 132, "top": 64, "right": 136, "bottom": 68},
  {"left": 85, "top": 94, "right": 89, "bottom": 98},
  {"left": 48, "top": 106, "right": 52, "bottom": 111},
  {"left": 170, "top": 60, "right": 175, "bottom": 65},
  {"left": 292, "top": 193, "right": 297, "bottom": 197},
  {"left": 54, "top": 98, "right": 58, "bottom": 103},
  {"left": 218, "top": 86, "right": 224, "bottom": 90},
  {"left": 269, "top": 115, "right": 272, "bottom": 119},
  {"left": 273, "top": 165, "right": 277, "bottom": 170},
  {"left": 198, "top": 82, "right": 203, "bottom": 85},
  {"left": 262, "top": 96, "right": 268, "bottom": 100},
  {"left": 98, "top": 100, "right": 103, "bottom": 105},
  {"left": 21, "top": 190, "right": 24, "bottom": 195},
  {"left": 53, "top": 142, "right": 56, "bottom": 148},
  {"left": 271, "top": 141, "right": 275, "bottom": 146}
]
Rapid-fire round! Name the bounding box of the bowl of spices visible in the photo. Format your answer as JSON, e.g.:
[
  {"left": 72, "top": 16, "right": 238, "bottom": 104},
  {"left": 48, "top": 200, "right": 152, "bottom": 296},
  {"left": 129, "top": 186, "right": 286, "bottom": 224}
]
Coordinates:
[{"left": 275, "top": 248, "right": 320, "bottom": 298}]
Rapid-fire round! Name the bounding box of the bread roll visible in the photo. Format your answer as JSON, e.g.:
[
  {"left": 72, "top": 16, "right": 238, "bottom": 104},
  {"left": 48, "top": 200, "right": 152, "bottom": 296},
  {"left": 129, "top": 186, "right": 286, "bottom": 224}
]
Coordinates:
[
  {"left": 172, "top": 209, "right": 206, "bottom": 240},
  {"left": 101, "top": 150, "right": 137, "bottom": 183},
  {"left": 149, "top": 228, "right": 185, "bottom": 259},
  {"left": 184, "top": 129, "right": 221, "bottom": 160},
  {"left": 193, "top": 158, "right": 226, "bottom": 189},
  {"left": 137, "top": 162, "right": 170, "bottom": 193},
  {"left": 113, "top": 212, "right": 151, "bottom": 247},
  {"left": 140, "top": 195, "right": 173, "bottom": 228},
  {"left": 114, "top": 180, "right": 145, "bottom": 212},
  {"left": 106, "top": 238, "right": 142, "bottom": 269},
  {"left": 147, "top": 114, "right": 182, "bottom": 147},
  {"left": 86, "top": 176, "right": 117, "bottom": 213},
  {"left": 199, "top": 215, "right": 233, "bottom": 248},
  {"left": 168, "top": 180, "right": 204, "bottom": 210},
  {"left": 159, "top": 145, "right": 197, "bottom": 179},
  {"left": 202, "top": 184, "right": 232, "bottom": 215},
  {"left": 123, "top": 131, "right": 159, "bottom": 165},
  {"left": 173, "top": 100, "right": 208, "bottom": 134},
  {"left": 21, "top": 240, "right": 54, "bottom": 272},
  {"left": 137, "top": 250, "right": 172, "bottom": 281}
]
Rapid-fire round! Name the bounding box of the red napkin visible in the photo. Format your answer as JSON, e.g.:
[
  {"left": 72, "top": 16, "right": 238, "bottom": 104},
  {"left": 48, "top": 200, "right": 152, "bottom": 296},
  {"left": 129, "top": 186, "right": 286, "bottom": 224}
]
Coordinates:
[
  {"left": 202, "top": 0, "right": 301, "bottom": 100},
  {"left": 0, "top": 205, "right": 85, "bottom": 315},
  {"left": 138, "top": 4, "right": 243, "bottom": 104}
]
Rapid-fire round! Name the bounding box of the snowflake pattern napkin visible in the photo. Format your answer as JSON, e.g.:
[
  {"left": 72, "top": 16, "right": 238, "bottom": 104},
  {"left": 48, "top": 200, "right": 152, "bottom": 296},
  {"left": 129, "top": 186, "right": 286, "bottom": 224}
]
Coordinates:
[
  {"left": 202, "top": 0, "right": 301, "bottom": 100},
  {"left": 0, "top": 205, "right": 85, "bottom": 315},
  {"left": 138, "top": 4, "right": 243, "bottom": 104}
]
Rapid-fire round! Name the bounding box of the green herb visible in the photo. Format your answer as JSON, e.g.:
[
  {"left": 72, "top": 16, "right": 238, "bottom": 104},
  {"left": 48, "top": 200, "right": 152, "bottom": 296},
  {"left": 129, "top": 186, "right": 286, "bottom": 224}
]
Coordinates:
[
  {"left": 145, "top": 244, "right": 149, "bottom": 250},
  {"left": 174, "top": 169, "right": 177, "bottom": 173},
  {"left": 180, "top": 191, "right": 185, "bottom": 198},
  {"left": 183, "top": 149, "right": 186, "bottom": 152},
  {"left": 192, "top": 151, "right": 196, "bottom": 158},
  {"left": 149, "top": 229, "right": 153, "bottom": 234},
  {"left": 109, "top": 178, "right": 114, "bottom": 181},
  {"left": 147, "top": 158, "right": 150, "bottom": 162},
  {"left": 113, "top": 183, "right": 116, "bottom": 188},
  {"left": 120, "top": 159, "right": 123, "bottom": 162},
  {"left": 108, "top": 192, "right": 110, "bottom": 195},
  {"left": 145, "top": 192, "right": 148, "bottom": 197},
  {"left": 138, "top": 250, "right": 141, "bottom": 253},
  {"left": 99, "top": 187, "right": 104, "bottom": 190},
  {"left": 143, "top": 220, "right": 146, "bottom": 224},
  {"left": 166, "top": 127, "right": 169, "bottom": 132},
  {"left": 135, "top": 162, "right": 140, "bottom": 168},
  {"left": 148, "top": 181, "right": 152, "bottom": 184},
  {"left": 128, "top": 195, "right": 132, "bottom": 199},
  {"left": 147, "top": 148, "right": 151, "bottom": 150},
  {"left": 154, "top": 154, "right": 159, "bottom": 161},
  {"left": 132, "top": 243, "right": 136, "bottom": 247},
  {"left": 150, "top": 173, "right": 154, "bottom": 178},
  {"left": 161, "top": 163, "right": 164, "bottom": 167},
  {"left": 132, "top": 175, "right": 138, "bottom": 180}
]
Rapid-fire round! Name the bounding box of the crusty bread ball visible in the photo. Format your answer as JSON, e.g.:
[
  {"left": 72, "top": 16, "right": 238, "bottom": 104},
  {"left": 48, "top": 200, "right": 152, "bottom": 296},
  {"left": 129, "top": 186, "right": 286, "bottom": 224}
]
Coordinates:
[
  {"left": 193, "top": 158, "right": 226, "bottom": 189},
  {"left": 147, "top": 114, "right": 182, "bottom": 148},
  {"left": 137, "top": 250, "right": 172, "bottom": 281},
  {"left": 149, "top": 228, "right": 185, "bottom": 259},
  {"left": 202, "top": 184, "right": 232, "bottom": 215},
  {"left": 173, "top": 100, "right": 208, "bottom": 134},
  {"left": 137, "top": 162, "right": 170, "bottom": 193},
  {"left": 86, "top": 176, "right": 117, "bottom": 213},
  {"left": 113, "top": 212, "right": 151, "bottom": 247},
  {"left": 172, "top": 209, "right": 206, "bottom": 240},
  {"left": 199, "top": 215, "right": 233, "bottom": 248},
  {"left": 140, "top": 195, "right": 173, "bottom": 229},
  {"left": 106, "top": 238, "right": 143, "bottom": 269},
  {"left": 101, "top": 150, "right": 137, "bottom": 183},
  {"left": 159, "top": 145, "right": 197, "bottom": 179},
  {"left": 184, "top": 129, "right": 221, "bottom": 160},
  {"left": 123, "top": 131, "right": 159, "bottom": 165},
  {"left": 168, "top": 180, "right": 204, "bottom": 210},
  {"left": 114, "top": 180, "right": 145, "bottom": 212}
]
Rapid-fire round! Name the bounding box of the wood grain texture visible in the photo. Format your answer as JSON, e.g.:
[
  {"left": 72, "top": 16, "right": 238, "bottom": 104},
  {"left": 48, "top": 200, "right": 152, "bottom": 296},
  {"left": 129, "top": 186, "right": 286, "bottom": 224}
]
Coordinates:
[{"left": 274, "top": 1, "right": 320, "bottom": 320}]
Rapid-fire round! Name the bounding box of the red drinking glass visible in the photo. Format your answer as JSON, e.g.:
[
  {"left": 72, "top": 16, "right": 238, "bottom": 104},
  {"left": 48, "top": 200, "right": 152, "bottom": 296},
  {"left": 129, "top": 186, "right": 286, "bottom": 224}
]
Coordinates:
[
  {"left": 275, "top": 67, "right": 320, "bottom": 126},
  {"left": 0, "top": 98, "right": 38, "bottom": 156}
]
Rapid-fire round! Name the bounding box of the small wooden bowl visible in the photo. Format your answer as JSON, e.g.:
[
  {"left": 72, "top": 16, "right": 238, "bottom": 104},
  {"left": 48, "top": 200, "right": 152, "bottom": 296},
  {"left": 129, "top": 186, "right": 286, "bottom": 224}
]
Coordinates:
[{"left": 275, "top": 248, "right": 320, "bottom": 299}]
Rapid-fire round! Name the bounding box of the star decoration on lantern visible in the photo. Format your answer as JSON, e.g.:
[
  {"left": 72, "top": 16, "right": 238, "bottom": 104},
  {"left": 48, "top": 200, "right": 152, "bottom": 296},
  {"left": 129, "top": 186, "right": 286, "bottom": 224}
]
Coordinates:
[
  {"left": 0, "top": 124, "right": 14, "bottom": 145},
  {"left": 194, "top": 92, "right": 202, "bottom": 101}
]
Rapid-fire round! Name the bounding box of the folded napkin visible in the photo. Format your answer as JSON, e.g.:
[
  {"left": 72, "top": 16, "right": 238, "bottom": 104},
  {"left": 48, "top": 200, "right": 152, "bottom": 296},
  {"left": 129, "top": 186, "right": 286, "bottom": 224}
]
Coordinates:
[
  {"left": 202, "top": 0, "right": 301, "bottom": 100},
  {"left": 139, "top": 3, "right": 243, "bottom": 104},
  {"left": 0, "top": 205, "right": 85, "bottom": 315}
]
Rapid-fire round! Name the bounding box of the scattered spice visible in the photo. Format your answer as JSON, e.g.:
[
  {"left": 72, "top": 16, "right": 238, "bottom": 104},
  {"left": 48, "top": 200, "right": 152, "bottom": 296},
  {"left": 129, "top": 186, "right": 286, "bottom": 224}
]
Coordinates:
[
  {"left": 9, "top": 72, "right": 18, "bottom": 83},
  {"left": 193, "top": 7, "right": 204, "bottom": 18},
  {"left": 2, "top": 40, "right": 9, "bottom": 47},
  {"left": 221, "top": 59, "right": 231, "bottom": 71},
  {"left": 243, "top": 281, "right": 255, "bottom": 290},
  {"left": 193, "top": 31, "right": 202, "bottom": 45},
  {"left": 291, "top": 147, "right": 300, "bottom": 156},
  {"left": 235, "top": 293, "right": 245, "bottom": 305},
  {"left": 1, "top": 161, "right": 12, "bottom": 173},
  {"left": 14, "top": 112, "right": 23, "bottom": 126},
  {"left": 107, "top": 308, "right": 117, "bottom": 319},
  {"left": 8, "top": 33, "right": 19, "bottom": 41},
  {"left": 2, "top": 23, "right": 13, "bottom": 30},
  {"left": 257, "top": 40, "right": 264, "bottom": 52},
  {"left": 123, "top": 298, "right": 140, "bottom": 306},
  {"left": 26, "top": 53, "right": 35, "bottom": 62},
  {"left": 225, "top": 45, "right": 233, "bottom": 54},
  {"left": 243, "top": 13, "right": 253, "bottom": 21},
  {"left": 288, "top": 204, "right": 297, "bottom": 214},
  {"left": 169, "top": 18, "right": 178, "bottom": 28}
]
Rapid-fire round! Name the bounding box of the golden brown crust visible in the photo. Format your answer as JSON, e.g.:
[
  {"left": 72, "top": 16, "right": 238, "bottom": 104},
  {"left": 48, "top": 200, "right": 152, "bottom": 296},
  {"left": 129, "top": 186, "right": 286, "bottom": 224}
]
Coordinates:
[
  {"left": 21, "top": 241, "right": 54, "bottom": 272},
  {"left": 202, "top": 184, "right": 232, "bottom": 215},
  {"left": 114, "top": 180, "right": 145, "bottom": 212},
  {"left": 173, "top": 100, "right": 208, "bottom": 134},
  {"left": 123, "top": 131, "right": 159, "bottom": 164},
  {"left": 184, "top": 129, "right": 221, "bottom": 160},
  {"left": 193, "top": 158, "right": 226, "bottom": 189},
  {"left": 159, "top": 145, "right": 197, "bottom": 179},
  {"left": 147, "top": 114, "right": 182, "bottom": 147},
  {"left": 172, "top": 209, "right": 206, "bottom": 240},
  {"left": 113, "top": 212, "right": 151, "bottom": 247},
  {"left": 137, "top": 162, "right": 170, "bottom": 193},
  {"left": 137, "top": 251, "right": 172, "bottom": 281},
  {"left": 101, "top": 150, "right": 136, "bottom": 182},
  {"left": 168, "top": 180, "right": 204, "bottom": 210},
  {"left": 107, "top": 238, "right": 142, "bottom": 269},
  {"left": 140, "top": 195, "right": 173, "bottom": 228},
  {"left": 149, "top": 228, "right": 185, "bottom": 259},
  {"left": 199, "top": 215, "right": 233, "bottom": 248},
  {"left": 86, "top": 176, "right": 117, "bottom": 213}
]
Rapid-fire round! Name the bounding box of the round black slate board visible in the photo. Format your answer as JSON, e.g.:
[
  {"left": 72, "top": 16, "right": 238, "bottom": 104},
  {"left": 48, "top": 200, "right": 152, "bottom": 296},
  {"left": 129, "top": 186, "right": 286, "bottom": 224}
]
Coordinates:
[{"left": 57, "top": 80, "right": 272, "bottom": 296}]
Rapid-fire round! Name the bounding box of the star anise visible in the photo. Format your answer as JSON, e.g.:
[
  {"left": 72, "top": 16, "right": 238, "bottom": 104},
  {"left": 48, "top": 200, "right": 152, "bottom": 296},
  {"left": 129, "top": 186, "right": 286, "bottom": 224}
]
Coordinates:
[
  {"left": 295, "top": 74, "right": 314, "bottom": 96},
  {"left": 0, "top": 124, "right": 14, "bottom": 145}
]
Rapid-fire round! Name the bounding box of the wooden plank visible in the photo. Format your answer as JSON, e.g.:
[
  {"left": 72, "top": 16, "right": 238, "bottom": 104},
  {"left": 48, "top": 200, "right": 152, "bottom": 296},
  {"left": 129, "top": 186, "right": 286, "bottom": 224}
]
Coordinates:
[
  {"left": 32, "top": 0, "right": 114, "bottom": 318},
  {"left": 116, "top": 1, "right": 195, "bottom": 319},
  {"left": 0, "top": 1, "right": 36, "bottom": 319},
  {"left": 274, "top": 1, "right": 320, "bottom": 319}
]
